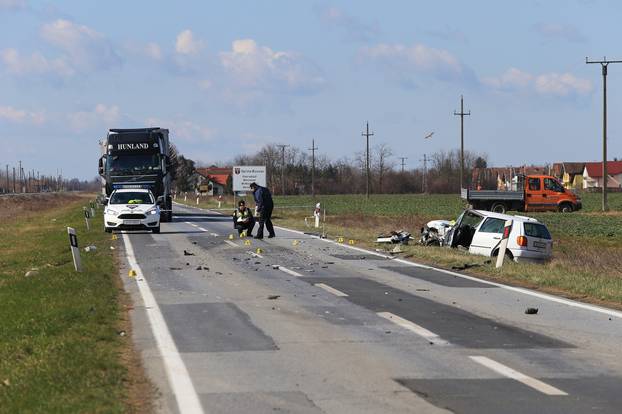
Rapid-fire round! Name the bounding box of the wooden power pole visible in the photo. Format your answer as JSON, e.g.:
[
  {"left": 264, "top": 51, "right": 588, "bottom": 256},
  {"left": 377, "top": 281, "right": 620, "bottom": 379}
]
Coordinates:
[{"left": 308, "top": 139, "right": 318, "bottom": 197}]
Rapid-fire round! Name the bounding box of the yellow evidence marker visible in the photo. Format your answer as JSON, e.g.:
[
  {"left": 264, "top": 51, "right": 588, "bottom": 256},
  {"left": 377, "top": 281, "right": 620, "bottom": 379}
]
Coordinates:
[
  {"left": 337, "top": 237, "right": 345, "bottom": 243},
  {"left": 256, "top": 248, "right": 263, "bottom": 254},
  {"left": 111, "top": 234, "right": 118, "bottom": 240},
  {"left": 128, "top": 269, "right": 137, "bottom": 277},
  {"left": 292, "top": 240, "right": 300, "bottom": 246},
  {"left": 244, "top": 239, "right": 252, "bottom": 246},
  {"left": 348, "top": 239, "right": 355, "bottom": 245},
  {"left": 228, "top": 234, "right": 234, "bottom": 240}
]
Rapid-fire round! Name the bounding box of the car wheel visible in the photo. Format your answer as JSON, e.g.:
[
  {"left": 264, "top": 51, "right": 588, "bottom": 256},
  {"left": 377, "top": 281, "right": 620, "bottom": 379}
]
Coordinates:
[
  {"left": 152, "top": 226, "right": 160, "bottom": 234},
  {"left": 559, "top": 203, "right": 573, "bottom": 213},
  {"left": 491, "top": 202, "right": 507, "bottom": 214},
  {"left": 104, "top": 227, "right": 112, "bottom": 233}
]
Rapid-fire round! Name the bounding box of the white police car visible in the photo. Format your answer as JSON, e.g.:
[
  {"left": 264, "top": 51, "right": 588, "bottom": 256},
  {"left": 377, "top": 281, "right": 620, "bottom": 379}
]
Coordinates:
[{"left": 104, "top": 189, "right": 161, "bottom": 233}]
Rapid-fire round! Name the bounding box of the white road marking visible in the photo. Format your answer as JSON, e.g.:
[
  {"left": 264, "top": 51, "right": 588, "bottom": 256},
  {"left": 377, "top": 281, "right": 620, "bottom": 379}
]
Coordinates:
[
  {"left": 377, "top": 312, "right": 449, "bottom": 345},
  {"left": 122, "top": 234, "right": 204, "bottom": 414},
  {"left": 210, "top": 233, "right": 219, "bottom": 237},
  {"left": 469, "top": 356, "right": 568, "bottom": 396},
  {"left": 224, "top": 240, "right": 238, "bottom": 247},
  {"left": 197, "top": 226, "right": 208, "bottom": 232},
  {"left": 315, "top": 283, "right": 349, "bottom": 297},
  {"left": 248, "top": 251, "right": 264, "bottom": 259},
  {"left": 276, "top": 266, "right": 302, "bottom": 277},
  {"left": 180, "top": 203, "right": 622, "bottom": 319}
]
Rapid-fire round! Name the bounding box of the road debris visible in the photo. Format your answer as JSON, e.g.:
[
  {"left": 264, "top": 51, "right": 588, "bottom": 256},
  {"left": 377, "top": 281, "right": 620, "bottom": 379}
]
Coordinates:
[
  {"left": 183, "top": 250, "right": 195, "bottom": 256},
  {"left": 268, "top": 295, "right": 280, "bottom": 300},
  {"left": 376, "top": 230, "right": 412, "bottom": 245},
  {"left": 2, "top": 379, "right": 10, "bottom": 387},
  {"left": 117, "top": 330, "right": 126, "bottom": 337},
  {"left": 451, "top": 263, "right": 481, "bottom": 270},
  {"left": 525, "top": 307, "right": 539, "bottom": 315},
  {"left": 272, "top": 265, "right": 280, "bottom": 269},
  {"left": 24, "top": 268, "right": 39, "bottom": 277},
  {"left": 84, "top": 245, "right": 97, "bottom": 252}
]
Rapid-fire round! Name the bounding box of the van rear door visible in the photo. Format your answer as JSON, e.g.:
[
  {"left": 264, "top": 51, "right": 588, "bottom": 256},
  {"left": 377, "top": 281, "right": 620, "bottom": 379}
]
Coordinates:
[{"left": 522, "top": 222, "right": 553, "bottom": 256}]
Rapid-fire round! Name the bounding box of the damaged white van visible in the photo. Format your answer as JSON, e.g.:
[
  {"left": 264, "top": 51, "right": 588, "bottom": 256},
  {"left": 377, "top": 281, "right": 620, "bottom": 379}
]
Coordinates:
[{"left": 422, "top": 210, "right": 553, "bottom": 262}]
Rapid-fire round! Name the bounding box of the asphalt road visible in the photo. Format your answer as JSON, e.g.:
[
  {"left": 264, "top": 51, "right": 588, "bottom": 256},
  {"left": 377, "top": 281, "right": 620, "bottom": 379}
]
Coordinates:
[{"left": 119, "top": 202, "right": 622, "bottom": 414}]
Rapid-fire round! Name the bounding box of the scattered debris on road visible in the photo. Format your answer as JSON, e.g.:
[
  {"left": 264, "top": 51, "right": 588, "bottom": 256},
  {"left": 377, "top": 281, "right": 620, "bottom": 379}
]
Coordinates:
[
  {"left": 451, "top": 263, "right": 481, "bottom": 271},
  {"left": 376, "top": 230, "right": 412, "bottom": 245},
  {"left": 84, "top": 245, "right": 97, "bottom": 252},
  {"left": 24, "top": 268, "right": 39, "bottom": 277},
  {"left": 183, "top": 250, "right": 195, "bottom": 256},
  {"left": 268, "top": 295, "right": 280, "bottom": 300},
  {"left": 525, "top": 307, "right": 539, "bottom": 315}
]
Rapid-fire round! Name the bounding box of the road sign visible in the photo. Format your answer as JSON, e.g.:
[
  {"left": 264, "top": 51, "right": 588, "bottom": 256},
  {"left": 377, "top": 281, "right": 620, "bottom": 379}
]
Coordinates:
[{"left": 233, "top": 166, "right": 266, "bottom": 192}]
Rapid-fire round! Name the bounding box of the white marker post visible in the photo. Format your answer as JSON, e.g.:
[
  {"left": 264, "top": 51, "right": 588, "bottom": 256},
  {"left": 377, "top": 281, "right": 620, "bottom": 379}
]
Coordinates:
[
  {"left": 314, "top": 202, "right": 321, "bottom": 228},
  {"left": 67, "top": 227, "right": 82, "bottom": 272},
  {"left": 496, "top": 219, "right": 513, "bottom": 268},
  {"left": 83, "top": 207, "right": 90, "bottom": 231},
  {"left": 196, "top": 195, "right": 200, "bottom": 205}
]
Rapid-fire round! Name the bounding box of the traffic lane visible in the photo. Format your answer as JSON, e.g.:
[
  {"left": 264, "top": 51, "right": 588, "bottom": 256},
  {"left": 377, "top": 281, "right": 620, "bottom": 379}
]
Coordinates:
[{"left": 125, "top": 218, "right": 450, "bottom": 413}]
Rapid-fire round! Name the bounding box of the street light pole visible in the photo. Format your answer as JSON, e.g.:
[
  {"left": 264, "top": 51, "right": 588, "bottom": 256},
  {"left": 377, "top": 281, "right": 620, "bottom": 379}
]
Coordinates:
[{"left": 586, "top": 57, "right": 622, "bottom": 211}]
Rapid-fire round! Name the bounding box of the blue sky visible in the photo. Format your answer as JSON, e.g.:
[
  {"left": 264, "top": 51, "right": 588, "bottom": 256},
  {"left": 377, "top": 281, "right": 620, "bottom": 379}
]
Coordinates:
[{"left": 1, "top": 0, "right": 621, "bottom": 179}]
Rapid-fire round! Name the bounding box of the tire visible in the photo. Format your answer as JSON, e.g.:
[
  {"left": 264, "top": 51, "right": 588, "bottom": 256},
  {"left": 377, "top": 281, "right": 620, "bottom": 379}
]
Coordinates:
[
  {"left": 152, "top": 225, "right": 160, "bottom": 234},
  {"left": 492, "top": 248, "right": 514, "bottom": 261},
  {"left": 104, "top": 226, "right": 112, "bottom": 233},
  {"left": 559, "top": 203, "right": 573, "bottom": 213},
  {"left": 491, "top": 202, "right": 507, "bottom": 214}
]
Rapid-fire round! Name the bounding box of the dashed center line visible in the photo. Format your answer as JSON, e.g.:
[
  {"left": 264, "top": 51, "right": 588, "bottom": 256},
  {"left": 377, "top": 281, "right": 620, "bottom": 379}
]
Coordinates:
[
  {"left": 224, "top": 240, "right": 239, "bottom": 247},
  {"left": 277, "top": 266, "right": 302, "bottom": 277},
  {"left": 315, "top": 283, "right": 349, "bottom": 297},
  {"left": 469, "top": 356, "right": 568, "bottom": 396},
  {"left": 377, "top": 312, "right": 449, "bottom": 345}
]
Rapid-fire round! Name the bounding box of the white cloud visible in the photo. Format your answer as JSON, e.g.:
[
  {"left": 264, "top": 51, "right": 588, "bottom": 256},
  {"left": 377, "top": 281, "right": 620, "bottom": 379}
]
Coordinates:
[
  {"left": 0, "top": 0, "right": 26, "bottom": 10},
  {"left": 533, "top": 22, "right": 587, "bottom": 43},
  {"left": 1, "top": 48, "right": 74, "bottom": 77},
  {"left": 146, "top": 116, "right": 213, "bottom": 142},
  {"left": 145, "top": 42, "right": 162, "bottom": 60},
  {"left": 220, "top": 39, "right": 325, "bottom": 95},
  {"left": 316, "top": 6, "right": 379, "bottom": 42},
  {"left": 0, "top": 105, "right": 45, "bottom": 124},
  {"left": 41, "top": 19, "right": 121, "bottom": 70},
  {"left": 175, "top": 29, "right": 204, "bottom": 55},
  {"left": 484, "top": 67, "right": 593, "bottom": 96},
  {"left": 68, "top": 104, "right": 120, "bottom": 132},
  {"left": 359, "top": 43, "right": 474, "bottom": 86}
]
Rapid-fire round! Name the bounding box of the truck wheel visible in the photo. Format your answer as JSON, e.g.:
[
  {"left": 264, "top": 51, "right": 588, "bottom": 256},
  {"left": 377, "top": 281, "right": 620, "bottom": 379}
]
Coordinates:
[
  {"left": 559, "top": 203, "right": 573, "bottom": 213},
  {"left": 491, "top": 202, "right": 507, "bottom": 214}
]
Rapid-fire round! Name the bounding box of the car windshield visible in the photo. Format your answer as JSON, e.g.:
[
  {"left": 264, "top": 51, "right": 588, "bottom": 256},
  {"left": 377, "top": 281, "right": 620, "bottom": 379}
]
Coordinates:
[
  {"left": 108, "top": 153, "right": 161, "bottom": 174},
  {"left": 110, "top": 192, "right": 154, "bottom": 205},
  {"left": 524, "top": 223, "right": 552, "bottom": 240}
]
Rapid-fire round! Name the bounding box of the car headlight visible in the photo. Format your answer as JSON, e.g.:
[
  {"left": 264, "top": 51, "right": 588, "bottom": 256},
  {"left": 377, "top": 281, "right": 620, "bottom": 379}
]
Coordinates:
[
  {"left": 105, "top": 208, "right": 119, "bottom": 215},
  {"left": 146, "top": 207, "right": 159, "bottom": 215}
]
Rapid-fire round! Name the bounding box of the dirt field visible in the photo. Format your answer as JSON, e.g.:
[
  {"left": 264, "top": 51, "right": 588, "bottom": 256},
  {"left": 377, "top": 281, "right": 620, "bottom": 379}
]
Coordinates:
[{"left": 0, "top": 193, "right": 87, "bottom": 221}]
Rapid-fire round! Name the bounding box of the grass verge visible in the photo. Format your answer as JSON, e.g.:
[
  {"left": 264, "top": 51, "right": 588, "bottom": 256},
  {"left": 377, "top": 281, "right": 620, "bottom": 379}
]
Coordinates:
[{"left": 0, "top": 194, "right": 150, "bottom": 413}]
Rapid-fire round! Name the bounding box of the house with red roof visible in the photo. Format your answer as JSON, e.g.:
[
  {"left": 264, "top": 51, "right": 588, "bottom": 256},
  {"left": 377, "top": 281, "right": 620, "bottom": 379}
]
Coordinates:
[
  {"left": 195, "top": 167, "right": 232, "bottom": 195},
  {"left": 582, "top": 161, "right": 622, "bottom": 190}
]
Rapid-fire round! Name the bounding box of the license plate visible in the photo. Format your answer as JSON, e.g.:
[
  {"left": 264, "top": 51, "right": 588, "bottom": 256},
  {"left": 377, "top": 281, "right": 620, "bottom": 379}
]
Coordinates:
[
  {"left": 533, "top": 241, "right": 546, "bottom": 249},
  {"left": 124, "top": 219, "right": 140, "bottom": 225}
]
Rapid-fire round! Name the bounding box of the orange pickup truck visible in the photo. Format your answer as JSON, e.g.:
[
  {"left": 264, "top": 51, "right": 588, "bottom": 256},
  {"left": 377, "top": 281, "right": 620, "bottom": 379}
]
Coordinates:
[{"left": 462, "top": 175, "right": 582, "bottom": 213}]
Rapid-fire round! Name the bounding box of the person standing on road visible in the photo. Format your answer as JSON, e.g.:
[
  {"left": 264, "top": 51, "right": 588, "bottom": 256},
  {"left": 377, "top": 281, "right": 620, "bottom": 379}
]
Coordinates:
[
  {"left": 250, "top": 182, "right": 275, "bottom": 239},
  {"left": 232, "top": 200, "right": 255, "bottom": 237}
]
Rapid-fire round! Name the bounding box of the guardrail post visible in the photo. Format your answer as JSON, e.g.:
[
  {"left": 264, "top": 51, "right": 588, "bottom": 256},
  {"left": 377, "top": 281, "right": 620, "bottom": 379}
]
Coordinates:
[{"left": 67, "top": 227, "right": 82, "bottom": 272}]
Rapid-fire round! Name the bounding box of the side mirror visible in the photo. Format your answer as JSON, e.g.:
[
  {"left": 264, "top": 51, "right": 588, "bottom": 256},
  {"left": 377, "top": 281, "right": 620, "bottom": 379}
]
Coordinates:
[{"left": 98, "top": 155, "right": 106, "bottom": 176}]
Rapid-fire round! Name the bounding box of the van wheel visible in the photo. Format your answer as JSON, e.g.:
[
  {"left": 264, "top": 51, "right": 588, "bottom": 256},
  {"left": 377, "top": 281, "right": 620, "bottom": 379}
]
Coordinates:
[
  {"left": 492, "top": 249, "right": 514, "bottom": 261},
  {"left": 491, "top": 202, "right": 507, "bottom": 214},
  {"left": 559, "top": 203, "right": 573, "bottom": 213}
]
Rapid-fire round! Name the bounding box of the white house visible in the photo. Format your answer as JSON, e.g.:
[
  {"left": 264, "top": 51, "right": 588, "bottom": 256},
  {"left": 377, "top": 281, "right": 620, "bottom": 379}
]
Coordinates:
[{"left": 583, "top": 161, "right": 622, "bottom": 189}]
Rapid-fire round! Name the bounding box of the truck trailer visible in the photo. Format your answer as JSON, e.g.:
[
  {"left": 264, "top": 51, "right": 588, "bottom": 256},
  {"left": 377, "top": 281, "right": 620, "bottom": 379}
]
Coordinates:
[{"left": 98, "top": 127, "right": 173, "bottom": 222}]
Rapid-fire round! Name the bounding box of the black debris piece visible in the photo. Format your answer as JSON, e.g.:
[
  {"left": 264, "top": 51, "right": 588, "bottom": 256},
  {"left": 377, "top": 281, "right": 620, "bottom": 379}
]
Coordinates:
[
  {"left": 183, "top": 250, "right": 195, "bottom": 256},
  {"left": 268, "top": 295, "right": 280, "bottom": 300},
  {"left": 525, "top": 307, "right": 539, "bottom": 315}
]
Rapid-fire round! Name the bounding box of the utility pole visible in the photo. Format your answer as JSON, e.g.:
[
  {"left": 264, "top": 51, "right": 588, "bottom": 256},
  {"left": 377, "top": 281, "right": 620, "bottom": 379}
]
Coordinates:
[
  {"left": 421, "top": 154, "right": 428, "bottom": 193},
  {"left": 586, "top": 57, "right": 622, "bottom": 211},
  {"left": 5, "top": 165, "right": 8, "bottom": 193},
  {"left": 399, "top": 157, "right": 408, "bottom": 173},
  {"left": 276, "top": 144, "right": 289, "bottom": 195},
  {"left": 308, "top": 139, "right": 318, "bottom": 197},
  {"left": 362, "top": 122, "right": 374, "bottom": 199},
  {"left": 454, "top": 95, "right": 471, "bottom": 191}
]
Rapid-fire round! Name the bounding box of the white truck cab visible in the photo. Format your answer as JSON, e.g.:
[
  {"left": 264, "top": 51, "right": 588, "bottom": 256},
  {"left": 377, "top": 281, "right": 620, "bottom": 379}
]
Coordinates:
[{"left": 104, "top": 189, "right": 161, "bottom": 233}]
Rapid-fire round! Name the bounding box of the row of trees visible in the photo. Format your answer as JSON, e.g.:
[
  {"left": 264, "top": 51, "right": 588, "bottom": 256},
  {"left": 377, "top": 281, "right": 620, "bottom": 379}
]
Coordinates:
[{"left": 172, "top": 143, "right": 488, "bottom": 195}]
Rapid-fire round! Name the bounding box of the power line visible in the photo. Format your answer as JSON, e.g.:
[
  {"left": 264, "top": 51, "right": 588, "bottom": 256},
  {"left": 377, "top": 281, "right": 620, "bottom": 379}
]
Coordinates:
[
  {"left": 308, "top": 139, "right": 318, "bottom": 197},
  {"left": 454, "top": 95, "right": 471, "bottom": 192},
  {"left": 586, "top": 56, "right": 622, "bottom": 212},
  {"left": 276, "top": 144, "right": 290, "bottom": 196},
  {"left": 362, "top": 122, "right": 374, "bottom": 199},
  {"left": 399, "top": 157, "right": 408, "bottom": 173}
]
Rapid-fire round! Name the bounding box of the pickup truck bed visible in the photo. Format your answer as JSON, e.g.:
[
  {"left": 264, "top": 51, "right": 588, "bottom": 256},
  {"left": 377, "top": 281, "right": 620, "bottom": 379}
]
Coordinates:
[{"left": 461, "top": 188, "right": 524, "bottom": 201}]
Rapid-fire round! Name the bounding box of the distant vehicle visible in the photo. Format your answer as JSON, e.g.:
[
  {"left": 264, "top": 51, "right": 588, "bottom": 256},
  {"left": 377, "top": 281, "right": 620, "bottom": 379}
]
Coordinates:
[
  {"left": 104, "top": 189, "right": 161, "bottom": 233},
  {"left": 462, "top": 174, "right": 581, "bottom": 213},
  {"left": 98, "top": 128, "right": 173, "bottom": 222},
  {"left": 422, "top": 209, "right": 553, "bottom": 262}
]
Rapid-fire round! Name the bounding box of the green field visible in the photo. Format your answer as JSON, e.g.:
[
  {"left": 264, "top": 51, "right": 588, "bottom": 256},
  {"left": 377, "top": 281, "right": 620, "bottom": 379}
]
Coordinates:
[
  {"left": 187, "top": 192, "right": 622, "bottom": 307},
  {"left": 0, "top": 196, "right": 143, "bottom": 413}
]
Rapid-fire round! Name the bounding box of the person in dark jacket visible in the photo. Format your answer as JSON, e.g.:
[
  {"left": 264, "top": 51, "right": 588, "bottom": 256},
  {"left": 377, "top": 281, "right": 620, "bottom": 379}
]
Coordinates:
[
  {"left": 250, "top": 182, "right": 275, "bottom": 239},
  {"left": 232, "top": 200, "right": 255, "bottom": 237}
]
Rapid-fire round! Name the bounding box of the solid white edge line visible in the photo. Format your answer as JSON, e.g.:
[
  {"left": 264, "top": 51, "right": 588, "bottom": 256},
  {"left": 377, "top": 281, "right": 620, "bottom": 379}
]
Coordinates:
[
  {"left": 224, "top": 240, "right": 238, "bottom": 247},
  {"left": 197, "top": 227, "right": 208, "bottom": 232},
  {"left": 314, "top": 283, "right": 349, "bottom": 297},
  {"left": 176, "top": 203, "right": 622, "bottom": 319},
  {"left": 278, "top": 266, "right": 302, "bottom": 277},
  {"left": 122, "top": 233, "right": 204, "bottom": 413},
  {"left": 377, "top": 311, "right": 449, "bottom": 344},
  {"left": 469, "top": 356, "right": 568, "bottom": 396}
]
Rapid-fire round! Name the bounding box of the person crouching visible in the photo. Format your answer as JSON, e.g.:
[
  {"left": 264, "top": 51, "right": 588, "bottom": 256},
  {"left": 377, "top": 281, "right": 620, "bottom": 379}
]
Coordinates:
[{"left": 232, "top": 200, "right": 255, "bottom": 237}]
